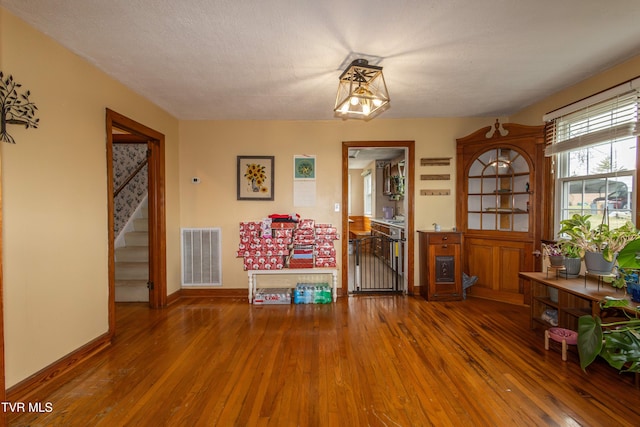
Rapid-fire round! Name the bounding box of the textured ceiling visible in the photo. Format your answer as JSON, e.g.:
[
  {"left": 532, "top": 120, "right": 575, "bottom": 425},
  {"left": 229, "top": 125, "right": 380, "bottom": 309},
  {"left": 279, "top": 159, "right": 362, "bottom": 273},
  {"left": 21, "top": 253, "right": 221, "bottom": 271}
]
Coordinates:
[{"left": 2, "top": 0, "right": 640, "bottom": 121}]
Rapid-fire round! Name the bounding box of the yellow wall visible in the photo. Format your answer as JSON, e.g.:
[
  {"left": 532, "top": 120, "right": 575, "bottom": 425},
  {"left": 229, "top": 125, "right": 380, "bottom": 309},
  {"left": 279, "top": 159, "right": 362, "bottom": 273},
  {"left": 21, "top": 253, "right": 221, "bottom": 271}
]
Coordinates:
[
  {"left": 179, "top": 118, "right": 491, "bottom": 290},
  {"left": 0, "top": 9, "right": 181, "bottom": 387},
  {"left": 512, "top": 55, "right": 640, "bottom": 125}
]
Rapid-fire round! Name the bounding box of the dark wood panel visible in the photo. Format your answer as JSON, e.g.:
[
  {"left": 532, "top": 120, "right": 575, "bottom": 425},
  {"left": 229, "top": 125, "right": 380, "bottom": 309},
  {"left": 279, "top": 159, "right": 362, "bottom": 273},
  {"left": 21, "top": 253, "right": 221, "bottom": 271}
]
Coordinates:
[
  {"left": 465, "top": 240, "right": 495, "bottom": 292},
  {"left": 465, "top": 238, "right": 531, "bottom": 304},
  {"left": 7, "top": 297, "right": 639, "bottom": 426},
  {"left": 499, "top": 244, "right": 529, "bottom": 293}
]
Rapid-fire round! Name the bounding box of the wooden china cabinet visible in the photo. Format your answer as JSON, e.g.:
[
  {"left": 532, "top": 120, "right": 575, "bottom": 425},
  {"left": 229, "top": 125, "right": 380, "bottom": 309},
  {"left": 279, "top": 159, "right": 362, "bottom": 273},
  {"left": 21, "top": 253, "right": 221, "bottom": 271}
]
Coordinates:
[{"left": 456, "top": 120, "right": 546, "bottom": 305}]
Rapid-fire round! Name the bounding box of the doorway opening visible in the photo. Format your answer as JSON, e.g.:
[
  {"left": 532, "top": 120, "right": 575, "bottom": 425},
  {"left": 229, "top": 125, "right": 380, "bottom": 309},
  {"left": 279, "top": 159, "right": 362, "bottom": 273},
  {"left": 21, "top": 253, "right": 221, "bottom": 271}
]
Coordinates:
[
  {"left": 106, "top": 109, "right": 167, "bottom": 332},
  {"left": 341, "top": 141, "right": 415, "bottom": 296}
]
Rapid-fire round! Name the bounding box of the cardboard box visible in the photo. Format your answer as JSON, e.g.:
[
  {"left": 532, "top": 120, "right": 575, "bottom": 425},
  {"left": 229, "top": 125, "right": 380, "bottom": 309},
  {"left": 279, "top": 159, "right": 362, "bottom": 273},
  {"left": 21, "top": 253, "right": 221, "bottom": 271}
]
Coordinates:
[
  {"left": 272, "top": 229, "right": 294, "bottom": 238},
  {"left": 315, "top": 227, "right": 338, "bottom": 235},
  {"left": 243, "top": 257, "right": 284, "bottom": 270},
  {"left": 288, "top": 258, "right": 314, "bottom": 268},
  {"left": 315, "top": 257, "right": 337, "bottom": 267},
  {"left": 315, "top": 247, "right": 336, "bottom": 257},
  {"left": 299, "top": 219, "right": 315, "bottom": 229},
  {"left": 254, "top": 288, "right": 292, "bottom": 305},
  {"left": 271, "top": 222, "right": 296, "bottom": 229},
  {"left": 237, "top": 249, "right": 290, "bottom": 257}
]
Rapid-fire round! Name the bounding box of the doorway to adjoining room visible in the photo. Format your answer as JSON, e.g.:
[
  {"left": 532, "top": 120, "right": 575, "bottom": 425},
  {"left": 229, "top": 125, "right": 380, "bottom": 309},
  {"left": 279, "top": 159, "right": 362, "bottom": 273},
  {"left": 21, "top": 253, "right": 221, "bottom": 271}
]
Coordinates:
[{"left": 341, "top": 141, "right": 415, "bottom": 296}]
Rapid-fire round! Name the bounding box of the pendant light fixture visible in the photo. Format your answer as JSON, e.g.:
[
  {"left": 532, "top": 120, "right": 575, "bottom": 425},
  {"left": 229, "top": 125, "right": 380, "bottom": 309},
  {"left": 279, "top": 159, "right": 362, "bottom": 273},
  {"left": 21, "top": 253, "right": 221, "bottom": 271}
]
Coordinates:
[{"left": 334, "top": 59, "right": 390, "bottom": 121}]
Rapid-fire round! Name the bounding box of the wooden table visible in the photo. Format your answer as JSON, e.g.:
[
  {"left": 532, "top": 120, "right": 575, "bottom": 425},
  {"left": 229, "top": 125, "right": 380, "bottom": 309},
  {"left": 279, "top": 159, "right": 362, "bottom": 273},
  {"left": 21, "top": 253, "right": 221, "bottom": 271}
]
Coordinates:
[
  {"left": 520, "top": 271, "right": 640, "bottom": 385},
  {"left": 519, "top": 271, "right": 640, "bottom": 330}
]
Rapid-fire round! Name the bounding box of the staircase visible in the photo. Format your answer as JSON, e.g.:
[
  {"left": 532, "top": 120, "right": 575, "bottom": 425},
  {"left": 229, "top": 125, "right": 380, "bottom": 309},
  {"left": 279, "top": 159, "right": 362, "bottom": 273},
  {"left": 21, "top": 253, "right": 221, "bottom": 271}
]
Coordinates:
[{"left": 115, "top": 205, "right": 149, "bottom": 302}]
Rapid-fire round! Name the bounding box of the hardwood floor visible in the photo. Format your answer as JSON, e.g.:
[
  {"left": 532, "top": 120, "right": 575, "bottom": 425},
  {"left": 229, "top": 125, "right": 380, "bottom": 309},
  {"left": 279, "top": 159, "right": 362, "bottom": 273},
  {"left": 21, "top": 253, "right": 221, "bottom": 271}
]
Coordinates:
[{"left": 8, "top": 295, "right": 640, "bottom": 426}]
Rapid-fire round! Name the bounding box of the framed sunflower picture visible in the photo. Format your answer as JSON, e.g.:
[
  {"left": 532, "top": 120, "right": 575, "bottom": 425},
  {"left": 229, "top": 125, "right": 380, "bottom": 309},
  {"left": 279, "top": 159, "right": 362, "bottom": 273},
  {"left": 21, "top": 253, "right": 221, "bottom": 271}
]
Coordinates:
[{"left": 237, "top": 156, "right": 274, "bottom": 201}]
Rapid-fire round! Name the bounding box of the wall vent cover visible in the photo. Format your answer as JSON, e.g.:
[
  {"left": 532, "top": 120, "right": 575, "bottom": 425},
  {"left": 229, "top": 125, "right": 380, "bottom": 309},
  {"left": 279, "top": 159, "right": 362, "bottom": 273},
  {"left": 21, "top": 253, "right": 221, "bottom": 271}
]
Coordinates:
[{"left": 181, "top": 228, "right": 222, "bottom": 286}]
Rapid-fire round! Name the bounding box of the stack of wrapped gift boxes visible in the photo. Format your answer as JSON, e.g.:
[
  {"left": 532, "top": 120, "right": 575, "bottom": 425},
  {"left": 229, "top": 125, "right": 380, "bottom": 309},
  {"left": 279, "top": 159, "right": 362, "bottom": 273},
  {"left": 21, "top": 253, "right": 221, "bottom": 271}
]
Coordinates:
[
  {"left": 237, "top": 217, "right": 339, "bottom": 270},
  {"left": 314, "top": 224, "right": 338, "bottom": 267},
  {"left": 237, "top": 220, "right": 292, "bottom": 270},
  {"left": 288, "top": 219, "right": 315, "bottom": 268}
]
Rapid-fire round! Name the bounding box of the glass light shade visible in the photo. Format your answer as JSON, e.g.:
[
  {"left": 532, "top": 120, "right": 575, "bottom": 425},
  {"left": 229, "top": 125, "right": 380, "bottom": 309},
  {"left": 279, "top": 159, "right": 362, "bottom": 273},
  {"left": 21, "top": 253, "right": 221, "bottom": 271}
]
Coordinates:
[{"left": 334, "top": 59, "right": 390, "bottom": 121}]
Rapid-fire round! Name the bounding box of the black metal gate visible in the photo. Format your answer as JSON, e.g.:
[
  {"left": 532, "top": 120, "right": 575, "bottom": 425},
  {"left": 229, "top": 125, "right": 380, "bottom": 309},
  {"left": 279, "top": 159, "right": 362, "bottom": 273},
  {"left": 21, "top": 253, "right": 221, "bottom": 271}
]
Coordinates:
[{"left": 349, "top": 235, "right": 404, "bottom": 293}]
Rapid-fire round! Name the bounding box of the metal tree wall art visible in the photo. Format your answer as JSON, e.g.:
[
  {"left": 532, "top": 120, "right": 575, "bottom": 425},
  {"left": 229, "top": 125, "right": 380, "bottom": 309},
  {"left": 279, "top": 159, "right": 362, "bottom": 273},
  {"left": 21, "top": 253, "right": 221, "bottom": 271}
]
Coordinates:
[{"left": 0, "top": 71, "right": 40, "bottom": 144}]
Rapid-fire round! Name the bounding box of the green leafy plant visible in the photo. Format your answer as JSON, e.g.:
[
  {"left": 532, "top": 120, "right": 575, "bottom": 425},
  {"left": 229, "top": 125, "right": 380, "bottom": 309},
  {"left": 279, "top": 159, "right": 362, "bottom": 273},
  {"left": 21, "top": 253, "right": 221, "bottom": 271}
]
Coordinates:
[
  {"left": 542, "top": 242, "right": 562, "bottom": 257},
  {"left": 577, "top": 299, "right": 640, "bottom": 373},
  {"left": 612, "top": 239, "right": 640, "bottom": 288},
  {"left": 558, "top": 241, "right": 581, "bottom": 259},
  {"left": 558, "top": 213, "right": 640, "bottom": 262},
  {"left": 616, "top": 238, "right": 640, "bottom": 270}
]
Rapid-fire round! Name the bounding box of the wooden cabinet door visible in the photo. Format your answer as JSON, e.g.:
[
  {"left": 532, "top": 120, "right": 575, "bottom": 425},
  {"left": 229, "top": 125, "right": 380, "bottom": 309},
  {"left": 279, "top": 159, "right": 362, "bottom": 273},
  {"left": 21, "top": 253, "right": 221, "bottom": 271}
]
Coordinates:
[
  {"left": 428, "top": 242, "right": 461, "bottom": 300},
  {"left": 465, "top": 237, "right": 533, "bottom": 305}
]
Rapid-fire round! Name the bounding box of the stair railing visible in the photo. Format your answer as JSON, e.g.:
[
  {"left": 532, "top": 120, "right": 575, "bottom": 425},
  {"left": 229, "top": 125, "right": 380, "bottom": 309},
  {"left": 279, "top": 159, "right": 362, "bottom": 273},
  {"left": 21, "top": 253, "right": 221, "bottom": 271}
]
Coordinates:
[{"left": 114, "top": 158, "right": 148, "bottom": 198}]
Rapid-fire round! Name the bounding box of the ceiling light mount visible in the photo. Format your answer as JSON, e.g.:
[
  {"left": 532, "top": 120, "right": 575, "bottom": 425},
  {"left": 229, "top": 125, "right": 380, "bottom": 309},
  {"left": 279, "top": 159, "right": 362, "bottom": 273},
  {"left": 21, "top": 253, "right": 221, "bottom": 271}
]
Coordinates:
[{"left": 334, "top": 58, "right": 390, "bottom": 121}]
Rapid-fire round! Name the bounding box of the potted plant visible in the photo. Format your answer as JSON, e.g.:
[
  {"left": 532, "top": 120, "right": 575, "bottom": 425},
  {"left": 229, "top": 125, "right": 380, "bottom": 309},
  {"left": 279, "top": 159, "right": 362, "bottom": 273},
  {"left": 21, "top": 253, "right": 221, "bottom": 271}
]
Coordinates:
[
  {"left": 542, "top": 242, "right": 564, "bottom": 267},
  {"left": 612, "top": 238, "right": 640, "bottom": 297},
  {"left": 558, "top": 213, "right": 640, "bottom": 275},
  {"left": 559, "top": 241, "right": 582, "bottom": 278},
  {"left": 577, "top": 299, "right": 640, "bottom": 374}
]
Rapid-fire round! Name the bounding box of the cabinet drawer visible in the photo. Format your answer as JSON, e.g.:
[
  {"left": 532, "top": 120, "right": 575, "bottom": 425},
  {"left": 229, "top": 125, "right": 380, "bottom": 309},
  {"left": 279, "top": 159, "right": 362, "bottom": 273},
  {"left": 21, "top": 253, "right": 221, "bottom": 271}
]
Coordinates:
[{"left": 428, "top": 233, "right": 461, "bottom": 244}]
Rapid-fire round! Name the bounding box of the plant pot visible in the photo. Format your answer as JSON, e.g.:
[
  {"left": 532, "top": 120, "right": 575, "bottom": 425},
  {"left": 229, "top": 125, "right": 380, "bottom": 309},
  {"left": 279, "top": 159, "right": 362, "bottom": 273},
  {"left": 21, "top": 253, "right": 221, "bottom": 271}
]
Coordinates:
[
  {"left": 549, "top": 255, "right": 565, "bottom": 267},
  {"left": 563, "top": 257, "right": 581, "bottom": 278},
  {"left": 627, "top": 281, "right": 640, "bottom": 303},
  {"left": 584, "top": 251, "right": 617, "bottom": 275}
]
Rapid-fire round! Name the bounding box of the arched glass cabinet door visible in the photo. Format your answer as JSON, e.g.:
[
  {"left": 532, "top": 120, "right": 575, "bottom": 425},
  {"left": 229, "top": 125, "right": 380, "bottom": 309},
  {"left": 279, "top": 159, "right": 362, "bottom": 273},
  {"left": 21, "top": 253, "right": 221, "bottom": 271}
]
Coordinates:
[{"left": 467, "top": 147, "right": 531, "bottom": 231}]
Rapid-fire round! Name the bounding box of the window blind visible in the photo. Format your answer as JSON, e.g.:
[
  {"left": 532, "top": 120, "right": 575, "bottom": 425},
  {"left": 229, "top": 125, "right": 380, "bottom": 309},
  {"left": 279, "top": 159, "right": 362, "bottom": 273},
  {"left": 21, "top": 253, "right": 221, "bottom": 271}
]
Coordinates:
[{"left": 544, "top": 77, "right": 640, "bottom": 156}]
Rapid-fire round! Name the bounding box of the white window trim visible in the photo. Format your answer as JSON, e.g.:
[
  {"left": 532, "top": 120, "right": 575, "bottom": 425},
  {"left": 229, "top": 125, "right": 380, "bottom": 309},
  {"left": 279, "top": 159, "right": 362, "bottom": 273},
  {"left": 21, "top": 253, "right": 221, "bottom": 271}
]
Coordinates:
[
  {"left": 545, "top": 77, "right": 639, "bottom": 233},
  {"left": 543, "top": 77, "right": 640, "bottom": 122}
]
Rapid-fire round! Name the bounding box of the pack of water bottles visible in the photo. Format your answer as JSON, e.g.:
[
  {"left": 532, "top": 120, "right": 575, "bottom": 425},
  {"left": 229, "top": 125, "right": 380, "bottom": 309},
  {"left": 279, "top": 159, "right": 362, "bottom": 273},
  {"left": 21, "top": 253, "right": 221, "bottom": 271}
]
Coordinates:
[{"left": 293, "top": 283, "right": 332, "bottom": 304}]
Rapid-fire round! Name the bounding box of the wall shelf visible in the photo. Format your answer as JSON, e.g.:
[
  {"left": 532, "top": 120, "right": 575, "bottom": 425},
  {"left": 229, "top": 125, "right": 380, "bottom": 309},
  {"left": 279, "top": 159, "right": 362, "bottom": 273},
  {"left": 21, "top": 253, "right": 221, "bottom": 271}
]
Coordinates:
[
  {"left": 420, "top": 157, "right": 452, "bottom": 166},
  {"left": 420, "top": 189, "right": 450, "bottom": 196},
  {"left": 420, "top": 174, "right": 450, "bottom": 180}
]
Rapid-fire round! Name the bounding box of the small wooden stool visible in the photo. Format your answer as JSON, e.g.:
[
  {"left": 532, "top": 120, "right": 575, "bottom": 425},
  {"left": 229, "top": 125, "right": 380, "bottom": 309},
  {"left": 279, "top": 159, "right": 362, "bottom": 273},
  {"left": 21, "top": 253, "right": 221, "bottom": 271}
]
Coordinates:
[{"left": 545, "top": 327, "right": 578, "bottom": 361}]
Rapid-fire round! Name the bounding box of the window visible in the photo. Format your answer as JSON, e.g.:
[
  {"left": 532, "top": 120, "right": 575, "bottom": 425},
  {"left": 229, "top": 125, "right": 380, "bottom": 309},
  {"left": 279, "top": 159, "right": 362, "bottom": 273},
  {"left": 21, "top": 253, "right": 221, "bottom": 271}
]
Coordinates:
[
  {"left": 363, "top": 171, "right": 372, "bottom": 216},
  {"left": 545, "top": 78, "right": 639, "bottom": 232}
]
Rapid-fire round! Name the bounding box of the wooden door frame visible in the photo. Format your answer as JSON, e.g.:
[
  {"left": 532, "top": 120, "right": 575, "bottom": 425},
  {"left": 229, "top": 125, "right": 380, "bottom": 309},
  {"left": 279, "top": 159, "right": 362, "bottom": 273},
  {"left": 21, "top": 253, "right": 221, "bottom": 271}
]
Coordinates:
[
  {"left": 106, "top": 109, "right": 167, "bottom": 331},
  {"left": 341, "top": 141, "right": 415, "bottom": 296}
]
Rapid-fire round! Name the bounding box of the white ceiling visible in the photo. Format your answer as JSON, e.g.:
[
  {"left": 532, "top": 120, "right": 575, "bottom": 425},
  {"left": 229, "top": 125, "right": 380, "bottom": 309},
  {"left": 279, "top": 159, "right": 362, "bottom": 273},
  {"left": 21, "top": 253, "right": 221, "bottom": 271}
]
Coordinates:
[
  {"left": 348, "top": 147, "right": 405, "bottom": 169},
  {"left": 2, "top": 1, "right": 640, "bottom": 121}
]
